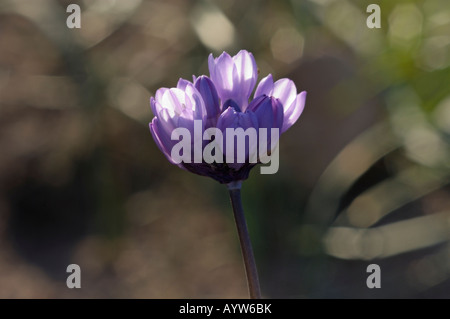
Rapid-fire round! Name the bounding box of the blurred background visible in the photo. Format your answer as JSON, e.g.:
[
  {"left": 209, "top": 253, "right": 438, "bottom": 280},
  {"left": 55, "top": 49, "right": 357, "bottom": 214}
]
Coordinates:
[{"left": 0, "top": 0, "right": 449, "bottom": 298}]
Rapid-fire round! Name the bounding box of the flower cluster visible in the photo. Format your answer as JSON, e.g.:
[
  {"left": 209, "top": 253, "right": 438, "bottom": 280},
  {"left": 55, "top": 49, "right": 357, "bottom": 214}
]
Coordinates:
[{"left": 149, "top": 50, "right": 306, "bottom": 184}]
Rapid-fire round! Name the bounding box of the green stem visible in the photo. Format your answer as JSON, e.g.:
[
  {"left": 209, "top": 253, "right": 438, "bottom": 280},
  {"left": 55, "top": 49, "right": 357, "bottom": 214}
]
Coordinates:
[{"left": 227, "top": 181, "right": 261, "bottom": 299}]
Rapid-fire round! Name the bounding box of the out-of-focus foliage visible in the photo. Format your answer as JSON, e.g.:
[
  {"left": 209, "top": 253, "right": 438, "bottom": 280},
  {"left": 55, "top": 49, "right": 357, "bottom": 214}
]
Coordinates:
[{"left": 0, "top": 0, "right": 449, "bottom": 298}]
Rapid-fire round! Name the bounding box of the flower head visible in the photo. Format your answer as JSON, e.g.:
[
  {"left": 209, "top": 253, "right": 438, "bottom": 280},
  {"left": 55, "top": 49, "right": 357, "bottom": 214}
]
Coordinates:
[{"left": 149, "top": 50, "right": 306, "bottom": 184}]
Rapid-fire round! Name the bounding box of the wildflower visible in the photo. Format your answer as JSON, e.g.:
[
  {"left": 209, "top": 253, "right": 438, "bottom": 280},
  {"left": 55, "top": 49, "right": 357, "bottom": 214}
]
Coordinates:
[
  {"left": 148, "top": 50, "right": 307, "bottom": 299},
  {"left": 149, "top": 50, "right": 306, "bottom": 183}
]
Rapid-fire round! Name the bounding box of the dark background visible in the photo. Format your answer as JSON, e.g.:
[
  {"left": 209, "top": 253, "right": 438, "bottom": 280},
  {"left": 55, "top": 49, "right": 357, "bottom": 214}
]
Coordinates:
[{"left": 0, "top": 0, "right": 449, "bottom": 298}]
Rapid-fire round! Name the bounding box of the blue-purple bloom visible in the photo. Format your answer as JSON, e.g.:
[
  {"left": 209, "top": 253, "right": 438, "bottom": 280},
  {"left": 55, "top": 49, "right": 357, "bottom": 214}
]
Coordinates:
[{"left": 149, "top": 50, "right": 306, "bottom": 184}]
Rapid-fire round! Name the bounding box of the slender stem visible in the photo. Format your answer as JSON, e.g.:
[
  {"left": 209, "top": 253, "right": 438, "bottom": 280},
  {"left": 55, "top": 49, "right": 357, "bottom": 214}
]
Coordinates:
[{"left": 227, "top": 181, "right": 261, "bottom": 299}]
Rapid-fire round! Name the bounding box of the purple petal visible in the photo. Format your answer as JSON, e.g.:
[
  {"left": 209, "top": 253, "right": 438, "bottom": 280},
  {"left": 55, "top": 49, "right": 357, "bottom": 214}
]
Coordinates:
[
  {"left": 282, "top": 91, "right": 306, "bottom": 133},
  {"left": 233, "top": 51, "right": 257, "bottom": 85},
  {"left": 222, "top": 99, "right": 241, "bottom": 113},
  {"left": 177, "top": 108, "right": 195, "bottom": 134},
  {"left": 216, "top": 106, "right": 237, "bottom": 131},
  {"left": 272, "top": 98, "right": 284, "bottom": 130},
  {"left": 216, "top": 107, "right": 237, "bottom": 166},
  {"left": 152, "top": 98, "right": 166, "bottom": 120},
  {"left": 150, "top": 96, "right": 157, "bottom": 117},
  {"left": 232, "top": 50, "right": 258, "bottom": 108},
  {"left": 155, "top": 87, "right": 168, "bottom": 102},
  {"left": 177, "top": 78, "right": 192, "bottom": 90},
  {"left": 209, "top": 50, "right": 258, "bottom": 111},
  {"left": 194, "top": 75, "right": 220, "bottom": 124},
  {"left": 247, "top": 95, "right": 272, "bottom": 129},
  {"left": 158, "top": 108, "right": 178, "bottom": 136},
  {"left": 216, "top": 107, "right": 259, "bottom": 170},
  {"left": 272, "top": 78, "right": 297, "bottom": 113},
  {"left": 184, "top": 82, "right": 206, "bottom": 122},
  {"left": 160, "top": 88, "right": 185, "bottom": 116},
  {"left": 254, "top": 74, "right": 274, "bottom": 98},
  {"left": 247, "top": 95, "right": 283, "bottom": 129},
  {"left": 247, "top": 95, "right": 283, "bottom": 155},
  {"left": 208, "top": 52, "right": 234, "bottom": 97},
  {"left": 149, "top": 118, "right": 176, "bottom": 164},
  {"left": 152, "top": 88, "right": 169, "bottom": 115}
]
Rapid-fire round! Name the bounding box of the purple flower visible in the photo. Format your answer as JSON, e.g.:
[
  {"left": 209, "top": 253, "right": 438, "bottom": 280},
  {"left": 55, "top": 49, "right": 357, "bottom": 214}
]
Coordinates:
[{"left": 149, "top": 50, "right": 306, "bottom": 184}]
